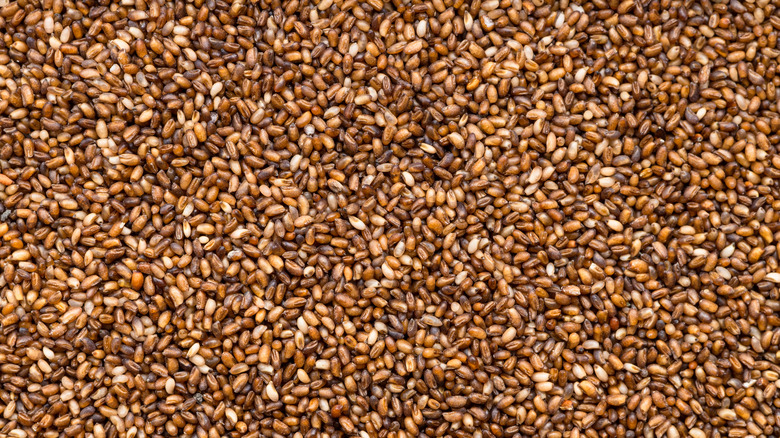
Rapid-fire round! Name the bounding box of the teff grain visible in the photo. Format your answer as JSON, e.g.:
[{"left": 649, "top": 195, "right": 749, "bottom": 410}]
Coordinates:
[{"left": 1, "top": 0, "right": 780, "bottom": 437}]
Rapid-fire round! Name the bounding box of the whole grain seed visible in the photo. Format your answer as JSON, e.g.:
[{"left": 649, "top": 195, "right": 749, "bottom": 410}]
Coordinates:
[{"left": 1, "top": 0, "right": 780, "bottom": 437}]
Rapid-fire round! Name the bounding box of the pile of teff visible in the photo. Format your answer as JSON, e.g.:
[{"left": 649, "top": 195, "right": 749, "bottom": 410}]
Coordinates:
[{"left": 1, "top": 0, "right": 780, "bottom": 436}]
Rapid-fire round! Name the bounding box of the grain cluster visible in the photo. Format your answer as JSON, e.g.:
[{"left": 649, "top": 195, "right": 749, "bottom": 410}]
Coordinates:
[{"left": 1, "top": 0, "right": 780, "bottom": 437}]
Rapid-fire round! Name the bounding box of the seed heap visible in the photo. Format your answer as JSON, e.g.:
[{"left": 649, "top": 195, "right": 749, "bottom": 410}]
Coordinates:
[{"left": 1, "top": 0, "right": 780, "bottom": 436}]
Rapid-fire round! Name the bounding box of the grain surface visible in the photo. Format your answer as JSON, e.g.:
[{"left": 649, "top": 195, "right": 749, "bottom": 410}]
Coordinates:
[{"left": 1, "top": 0, "right": 780, "bottom": 437}]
